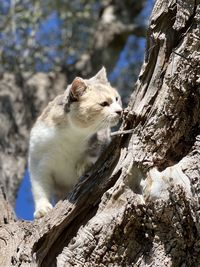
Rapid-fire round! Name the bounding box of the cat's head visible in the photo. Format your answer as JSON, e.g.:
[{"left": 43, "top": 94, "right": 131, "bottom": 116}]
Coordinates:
[{"left": 66, "top": 67, "right": 122, "bottom": 132}]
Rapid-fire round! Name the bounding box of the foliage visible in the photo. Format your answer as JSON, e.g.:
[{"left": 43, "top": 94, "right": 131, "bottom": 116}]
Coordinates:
[
  {"left": 0, "top": 0, "right": 100, "bottom": 72},
  {"left": 0, "top": 0, "right": 152, "bottom": 81}
]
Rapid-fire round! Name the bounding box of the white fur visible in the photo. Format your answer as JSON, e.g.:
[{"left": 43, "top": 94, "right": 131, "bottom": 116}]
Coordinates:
[{"left": 29, "top": 120, "right": 97, "bottom": 218}]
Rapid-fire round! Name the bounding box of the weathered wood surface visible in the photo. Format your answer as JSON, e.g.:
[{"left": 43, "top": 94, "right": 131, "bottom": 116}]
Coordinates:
[{"left": 0, "top": 0, "right": 200, "bottom": 266}]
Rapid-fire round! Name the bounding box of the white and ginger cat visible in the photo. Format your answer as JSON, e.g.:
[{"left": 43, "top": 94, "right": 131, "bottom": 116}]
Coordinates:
[{"left": 29, "top": 67, "right": 122, "bottom": 219}]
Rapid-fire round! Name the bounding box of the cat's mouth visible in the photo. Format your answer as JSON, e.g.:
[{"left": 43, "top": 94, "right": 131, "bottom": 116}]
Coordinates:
[{"left": 109, "top": 114, "right": 121, "bottom": 127}]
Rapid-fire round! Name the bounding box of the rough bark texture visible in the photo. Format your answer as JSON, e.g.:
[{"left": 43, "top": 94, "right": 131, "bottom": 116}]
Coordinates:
[{"left": 0, "top": 0, "right": 200, "bottom": 266}]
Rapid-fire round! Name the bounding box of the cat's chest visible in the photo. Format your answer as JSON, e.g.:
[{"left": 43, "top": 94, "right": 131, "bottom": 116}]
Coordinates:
[
  {"left": 30, "top": 122, "right": 91, "bottom": 185},
  {"left": 49, "top": 128, "right": 89, "bottom": 185},
  {"left": 53, "top": 128, "right": 88, "bottom": 160}
]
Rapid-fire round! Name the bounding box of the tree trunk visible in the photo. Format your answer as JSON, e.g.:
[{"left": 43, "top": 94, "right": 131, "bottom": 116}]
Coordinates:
[{"left": 0, "top": 0, "right": 200, "bottom": 266}]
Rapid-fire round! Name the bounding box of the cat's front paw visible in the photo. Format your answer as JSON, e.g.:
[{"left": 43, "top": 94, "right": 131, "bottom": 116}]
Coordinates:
[{"left": 34, "top": 203, "right": 53, "bottom": 219}]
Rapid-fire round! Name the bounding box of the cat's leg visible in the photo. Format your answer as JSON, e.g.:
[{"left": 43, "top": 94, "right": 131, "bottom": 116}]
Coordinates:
[
  {"left": 75, "top": 154, "right": 97, "bottom": 178},
  {"left": 76, "top": 129, "right": 110, "bottom": 177},
  {"left": 30, "top": 170, "right": 53, "bottom": 219},
  {"left": 76, "top": 159, "right": 91, "bottom": 177}
]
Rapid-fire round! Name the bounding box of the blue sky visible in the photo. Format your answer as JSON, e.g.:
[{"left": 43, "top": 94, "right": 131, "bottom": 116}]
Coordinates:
[
  {"left": 16, "top": 170, "right": 34, "bottom": 220},
  {"left": 15, "top": 0, "right": 154, "bottom": 221}
]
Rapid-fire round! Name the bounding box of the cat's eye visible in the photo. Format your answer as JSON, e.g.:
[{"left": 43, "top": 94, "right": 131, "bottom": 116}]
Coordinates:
[
  {"left": 100, "top": 101, "right": 109, "bottom": 107},
  {"left": 116, "top": 96, "right": 119, "bottom": 101}
]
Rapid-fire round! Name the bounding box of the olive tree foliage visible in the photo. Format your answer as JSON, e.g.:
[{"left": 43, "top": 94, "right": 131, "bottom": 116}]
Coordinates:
[
  {"left": 1, "top": 0, "right": 99, "bottom": 71},
  {"left": 0, "top": 0, "right": 147, "bottom": 78}
]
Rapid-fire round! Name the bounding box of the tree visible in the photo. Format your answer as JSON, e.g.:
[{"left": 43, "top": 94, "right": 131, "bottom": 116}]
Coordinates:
[{"left": 0, "top": 0, "right": 200, "bottom": 266}]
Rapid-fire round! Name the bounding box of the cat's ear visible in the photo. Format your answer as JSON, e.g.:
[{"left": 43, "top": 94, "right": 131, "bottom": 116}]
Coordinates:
[
  {"left": 70, "top": 77, "right": 87, "bottom": 100},
  {"left": 91, "top": 67, "right": 109, "bottom": 85}
]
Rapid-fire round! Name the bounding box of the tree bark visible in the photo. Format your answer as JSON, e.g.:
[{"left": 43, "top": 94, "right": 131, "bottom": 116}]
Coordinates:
[{"left": 0, "top": 0, "right": 200, "bottom": 266}]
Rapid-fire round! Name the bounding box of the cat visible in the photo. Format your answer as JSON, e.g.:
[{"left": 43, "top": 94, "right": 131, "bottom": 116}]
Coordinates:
[{"left": 28, "top": 67, "right": 122, "bottom": 219}]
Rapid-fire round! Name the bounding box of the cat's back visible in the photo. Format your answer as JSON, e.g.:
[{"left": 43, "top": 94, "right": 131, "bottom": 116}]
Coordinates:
[{"left": 29, "top": 94, "right": 68, "bottom": 150}]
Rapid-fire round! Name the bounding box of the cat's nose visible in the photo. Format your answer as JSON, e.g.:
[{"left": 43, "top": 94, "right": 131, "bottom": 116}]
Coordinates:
[{"left": 115, "top": 108, "right": 123, "bottom": 116}]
